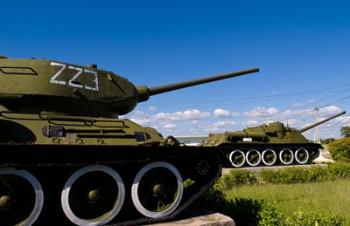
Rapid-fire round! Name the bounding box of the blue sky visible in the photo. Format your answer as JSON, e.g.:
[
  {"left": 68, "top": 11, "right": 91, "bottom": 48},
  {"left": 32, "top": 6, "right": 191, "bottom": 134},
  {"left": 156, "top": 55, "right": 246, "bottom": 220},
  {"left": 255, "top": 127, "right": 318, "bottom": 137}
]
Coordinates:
[{"left": 1, "top": 0, "right": 350, "bottom": 138}]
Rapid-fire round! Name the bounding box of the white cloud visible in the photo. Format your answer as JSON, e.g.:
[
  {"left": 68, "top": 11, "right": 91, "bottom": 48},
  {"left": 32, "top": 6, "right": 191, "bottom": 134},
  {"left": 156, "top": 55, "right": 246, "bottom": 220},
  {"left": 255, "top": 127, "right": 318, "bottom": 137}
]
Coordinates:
[
  {"left": 213, "top": 108, "right": 230, "bottom": 117},
  {"left": 339, "top": 115, "right": 350, "bottom": 126},
  {"left": 317, "top": 105, "right": 342, "bottom": 116},
  {"left": 154, "top": 109, "right": 210, "bottom": 122},
  {"left": 148, "top": 106, "right": 157, "bottom": 111},
  {"left": 244, "top": 107, "right": 279, "bottom": 118},
  {"left": 121, "top": 105, "right": 346, "bottom": 138},
  {"left": 292, "top": 103, "right": 304, "bottom": 108},
  {"left": 126, "top": 111, "right": 151, "bottom": 125},
  {"left": 283, "top": 108, "right": 313, "bottom": 118},
  {"left": 261, "top": 120, "right": 274, "bottom": 124},
  {"left": 153, "top": 112, "right": 175, "bottom": 121},
  {"left": 213, "top": 120, "right": 236, "bottom": 127},
  {"left": 286, "top": 119, "right": 298, "bottom": 126},
  {"left": 231, "top": 111, "right": 240, "bottom": 116},
  {"left": 281, "top": 105, "right": 342, "bottom": 119},
  {"left": 244, "top": 120, "right": 259, "bottom": 126},
  {"left": 163, "top": 123, "right": 176, "bottom": 129},
  {"left": 175, "top": 109, "right": 210, "bottom": 120},
  {"left": 316, "top": 114, "right": 349, "bottom": 130},
  {"left": 205, "top": 120, "right": 236, "bottom": 132}
]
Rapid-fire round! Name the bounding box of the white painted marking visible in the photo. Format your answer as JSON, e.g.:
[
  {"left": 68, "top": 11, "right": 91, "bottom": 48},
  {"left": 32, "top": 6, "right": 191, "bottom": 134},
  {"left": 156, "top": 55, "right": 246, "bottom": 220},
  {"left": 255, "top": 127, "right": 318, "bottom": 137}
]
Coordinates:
[
  {"left": 84, "top": 69, "right": 99, "bottom": 91},
  {"left": 50, "top": 62, "right": 99, "bottom": 92},
  {"left": 68, "top": 66, "right": 83, "bottom": 88},
  {"left": 50, "top": 62, "right": 67, "bottom": 85}
]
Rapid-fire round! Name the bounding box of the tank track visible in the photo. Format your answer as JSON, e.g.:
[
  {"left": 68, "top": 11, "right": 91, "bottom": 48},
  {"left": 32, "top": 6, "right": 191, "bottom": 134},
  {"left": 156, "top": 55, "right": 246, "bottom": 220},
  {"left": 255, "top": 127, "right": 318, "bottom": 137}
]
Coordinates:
[
  {"left": 0, "top": 144, "right": 221, "bottom": 226},
  {"left": 217, "top": 143, "right": 322, "bottom": 168}
]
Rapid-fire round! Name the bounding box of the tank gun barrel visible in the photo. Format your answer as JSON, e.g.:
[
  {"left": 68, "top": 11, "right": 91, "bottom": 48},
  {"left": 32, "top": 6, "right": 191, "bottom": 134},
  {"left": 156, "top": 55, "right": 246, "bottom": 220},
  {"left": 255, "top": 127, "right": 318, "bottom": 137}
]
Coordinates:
[
  {"left": 136, "top": 67, "right": 259, "bottom": 102},
  {"left": 298, "top": 110, "right": 346, "bottom": 133}
]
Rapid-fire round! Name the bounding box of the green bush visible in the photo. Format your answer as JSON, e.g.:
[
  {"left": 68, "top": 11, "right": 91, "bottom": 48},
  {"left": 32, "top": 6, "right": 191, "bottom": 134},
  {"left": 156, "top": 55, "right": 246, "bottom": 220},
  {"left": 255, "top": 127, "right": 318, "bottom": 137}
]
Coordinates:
[
  {"left": 196, "top": 189, "right": 263, "bottom": 226},
  {"left": 215, "top": 169, "right": 257, "bottom": 190},
  {"left": 328, "top": 162, "right": 350, "bottom": 179},
  {"left": 260, "top": 167, "right": 306, "bottom": 184},
  {"left": 259, "top": 166, "right": 330, "bottom": 184},
  {"left": 328, "top": 138, "right": 350, "bottom": 162},
  {"left": 258, "top": 201, "right": 283, "bottom": 226},
  {"left": 321, "top": 138, "right": 336, "bottom": 145},
  {"left": 306, "top": 166, "right": 330, "bottom": 182},
  {"left": 199, "top": 164, "right": 350, "bottom": 226},
  {"left": 198, "top": 190, "right": 346, "bottom": 226},
  {"left": 218, "top": 163, "right": 350, "bottom": 188},
  {"left": 285, "top": 210, "right": 345, "bottom": 226},
  {"left": 198, "top": 189, "right": 283, "bottom": 226}
]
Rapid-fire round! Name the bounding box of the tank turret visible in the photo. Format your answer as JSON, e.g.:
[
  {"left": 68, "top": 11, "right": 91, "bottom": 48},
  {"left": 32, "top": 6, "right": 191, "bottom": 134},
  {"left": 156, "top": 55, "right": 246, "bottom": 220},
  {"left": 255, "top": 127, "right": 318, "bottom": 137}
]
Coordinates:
[{"left": 0, "top": 57, "right": 258, "bottom": 116}]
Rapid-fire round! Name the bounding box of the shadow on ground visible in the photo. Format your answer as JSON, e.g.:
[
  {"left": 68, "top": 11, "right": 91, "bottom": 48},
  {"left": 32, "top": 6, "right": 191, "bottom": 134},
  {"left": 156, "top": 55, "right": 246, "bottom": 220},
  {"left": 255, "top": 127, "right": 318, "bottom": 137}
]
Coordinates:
[{"left": 193, "top": 189, "right": 263, "bottom": 226}]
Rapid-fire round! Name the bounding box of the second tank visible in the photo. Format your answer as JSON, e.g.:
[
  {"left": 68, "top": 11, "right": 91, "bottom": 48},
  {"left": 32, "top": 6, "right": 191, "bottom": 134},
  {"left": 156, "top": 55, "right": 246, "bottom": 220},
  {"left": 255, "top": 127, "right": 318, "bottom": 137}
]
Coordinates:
[{"left": 202, "top": 111, "right": 346, "bottom": 167}]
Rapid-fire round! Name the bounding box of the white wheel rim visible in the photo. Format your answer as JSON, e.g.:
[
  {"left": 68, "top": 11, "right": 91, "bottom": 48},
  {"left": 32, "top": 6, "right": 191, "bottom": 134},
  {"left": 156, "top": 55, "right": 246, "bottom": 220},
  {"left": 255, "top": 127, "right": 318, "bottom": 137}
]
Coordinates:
[
  {"left": 245, "top": 149, "right": 261, "bottom": 167},
  {"left": 229, "top": 150, "right": 245, "bottom": 167},
  {"left": 262, "top": 149, "right": 277, "bottom": 166},
  {"left": 295, "top": 148, "right": 309, "bottom": 164},
  {"left": 131, "top": 161, "right": 183, "bottom": 218},
  {"left": 0, "top": 168, "right": 44, "bottom": 226},
  {"left": 61, "top": 165, "right": 125, "bottom": 226},
  {"left": 279, "top": 148, "right": 294, "bottom": 165}
]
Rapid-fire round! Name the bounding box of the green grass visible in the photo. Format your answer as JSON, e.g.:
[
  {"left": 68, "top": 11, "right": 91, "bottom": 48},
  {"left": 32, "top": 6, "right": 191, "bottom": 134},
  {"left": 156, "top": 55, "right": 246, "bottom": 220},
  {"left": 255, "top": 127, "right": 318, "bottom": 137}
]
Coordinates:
[
  {"left": 198, "top": 165, "right": 350, "bottom": 225},
  {"left": 224, "top": 178, "right": 350, "bottom": 223}
]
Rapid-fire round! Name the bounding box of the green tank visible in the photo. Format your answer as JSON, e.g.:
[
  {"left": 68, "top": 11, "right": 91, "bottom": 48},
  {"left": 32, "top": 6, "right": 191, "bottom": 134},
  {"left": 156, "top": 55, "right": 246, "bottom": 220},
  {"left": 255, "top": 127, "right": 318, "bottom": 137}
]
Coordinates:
[
  {"left": 202, "top": 111, "right": 346, "bottom": 168},
  {"left": 0, "top": 55, "right": 259, "bottom": 226}
]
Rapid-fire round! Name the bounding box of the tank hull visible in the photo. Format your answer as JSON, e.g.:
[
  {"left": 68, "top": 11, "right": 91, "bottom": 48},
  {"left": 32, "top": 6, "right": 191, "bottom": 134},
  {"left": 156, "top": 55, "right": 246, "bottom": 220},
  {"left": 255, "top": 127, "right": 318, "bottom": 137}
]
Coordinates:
[{"left": 0, "top": 144, "right": 221, "bottom": 225}]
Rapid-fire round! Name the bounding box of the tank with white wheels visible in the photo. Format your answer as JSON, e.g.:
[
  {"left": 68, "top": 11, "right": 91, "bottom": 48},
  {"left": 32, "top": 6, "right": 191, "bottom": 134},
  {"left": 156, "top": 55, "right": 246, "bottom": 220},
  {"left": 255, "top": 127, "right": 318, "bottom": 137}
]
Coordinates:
[
  {"left": 203, "top": 111, "right": 347, "bottom": 168},
  {"left": 246, "top": 149, "right": 261, "bottom": 167},
  {"left": 279, "top": 148, "right": 294, "bottom": 165},
  {"left": 131, "top": 161, "right": 183, "bottom": 219},
  {"left": 295, "top": 147, "right": 309, "bottom": 165},
  {"left": 0, "top": 57, "right": 259, "bottom": 224},
  {"left": 0, "top": 168, "right": 43, "bottom": 226},
  {"left": 228, "top": 150, "right": 245, "bottom": 167},
  {"left": 261, "top": 149, "right": 277, "bottom": 166}
]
